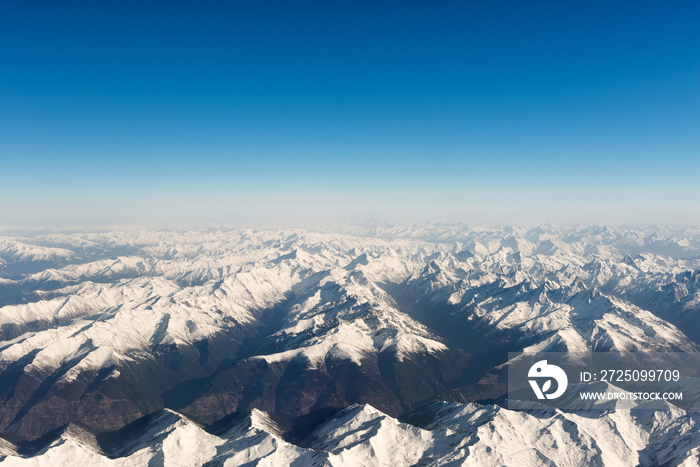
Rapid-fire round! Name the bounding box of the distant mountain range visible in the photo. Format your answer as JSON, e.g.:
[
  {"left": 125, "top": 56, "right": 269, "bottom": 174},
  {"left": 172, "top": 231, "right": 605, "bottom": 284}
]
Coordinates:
[{"left": 0, "top": 223, "right": 699, "bottom": 465}]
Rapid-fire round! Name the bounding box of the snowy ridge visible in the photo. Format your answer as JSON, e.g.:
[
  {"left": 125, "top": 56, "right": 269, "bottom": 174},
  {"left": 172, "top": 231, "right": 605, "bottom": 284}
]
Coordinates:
[
  {"left": 2, "top": 402, "right": 700, "bottom": 466},
  {"left": 254, "top": 266, "right": 448, "bottom": 368},
  {"left": 1, "top": 224, "right": 700, "bottom": 463}
]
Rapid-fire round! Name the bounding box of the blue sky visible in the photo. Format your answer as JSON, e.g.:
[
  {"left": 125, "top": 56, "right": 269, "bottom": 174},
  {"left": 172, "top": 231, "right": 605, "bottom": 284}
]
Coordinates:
[{"left": 1, "top": 1, "right": 698, "bottom": 225}]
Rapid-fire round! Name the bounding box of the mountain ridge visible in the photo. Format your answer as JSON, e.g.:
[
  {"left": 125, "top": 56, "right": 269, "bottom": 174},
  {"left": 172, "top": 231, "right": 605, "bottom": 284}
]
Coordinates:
[{"left": 0, "top": 224, "right": 699, "bottom": 466}]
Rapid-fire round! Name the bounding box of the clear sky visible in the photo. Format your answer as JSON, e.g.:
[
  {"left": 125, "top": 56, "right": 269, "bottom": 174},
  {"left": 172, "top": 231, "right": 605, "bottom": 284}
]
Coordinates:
[{"left": 1, "top": 1, "right": 698, "bottom": 226}]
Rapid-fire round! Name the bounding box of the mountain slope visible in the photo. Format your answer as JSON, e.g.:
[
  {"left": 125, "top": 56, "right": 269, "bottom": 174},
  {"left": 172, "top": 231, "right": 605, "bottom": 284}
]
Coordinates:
[{"left": 0, "top": 223, "right": 699, "bottom": 452}]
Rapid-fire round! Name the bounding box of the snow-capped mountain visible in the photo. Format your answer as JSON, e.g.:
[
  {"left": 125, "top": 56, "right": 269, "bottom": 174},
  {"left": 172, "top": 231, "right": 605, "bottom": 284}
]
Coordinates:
[
  {"left": 0, "top": 223, "right": 699, "bottom": 465},
  {"left": 2, "top": 401, "right": 700, "bottom": 466}
]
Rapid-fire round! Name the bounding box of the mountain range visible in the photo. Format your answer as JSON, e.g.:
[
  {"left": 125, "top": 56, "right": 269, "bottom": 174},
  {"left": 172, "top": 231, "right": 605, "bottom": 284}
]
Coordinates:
[{"left": 1, "top": 223, "right": 699, "bottom": 465}]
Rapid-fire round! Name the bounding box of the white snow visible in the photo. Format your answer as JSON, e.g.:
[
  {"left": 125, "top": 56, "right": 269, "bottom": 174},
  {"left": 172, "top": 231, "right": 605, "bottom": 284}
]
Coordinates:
[{"left": 2, "top": 224, "right": 700, "bottom": 465}]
